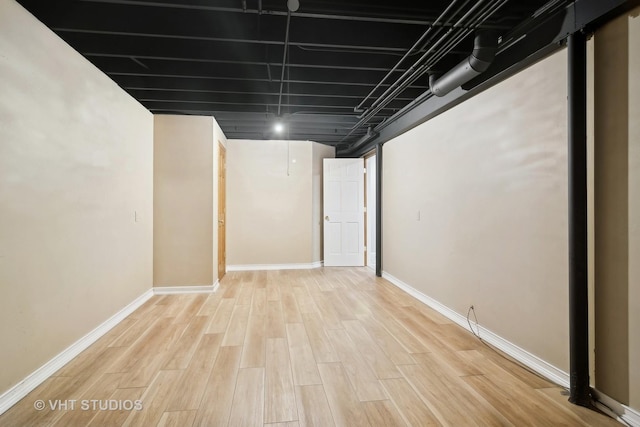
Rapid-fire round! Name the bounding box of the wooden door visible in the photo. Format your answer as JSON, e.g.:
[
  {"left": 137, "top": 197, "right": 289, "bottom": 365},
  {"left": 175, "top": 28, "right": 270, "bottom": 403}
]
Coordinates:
[{"left": 218, "top": 142, "right": 227, "bottom": 280}]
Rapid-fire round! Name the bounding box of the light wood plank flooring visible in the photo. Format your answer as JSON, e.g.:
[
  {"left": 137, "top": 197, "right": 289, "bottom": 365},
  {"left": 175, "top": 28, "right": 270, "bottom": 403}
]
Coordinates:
[{"left": 0, "top": 268, "right": 620, "bottom": 426}]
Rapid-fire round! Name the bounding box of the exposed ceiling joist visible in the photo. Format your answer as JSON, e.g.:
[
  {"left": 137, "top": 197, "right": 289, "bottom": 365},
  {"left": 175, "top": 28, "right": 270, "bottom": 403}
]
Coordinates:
[{"left": 17, "top": 0, "right": 602, "bottom": 148}]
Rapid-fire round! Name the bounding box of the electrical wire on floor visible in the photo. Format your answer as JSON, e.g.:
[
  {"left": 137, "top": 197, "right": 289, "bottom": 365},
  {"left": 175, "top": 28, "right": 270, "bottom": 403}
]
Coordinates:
[
  {"left": 465, "top": 305, "right": 630, "bottom": 426},
  {"left": 465, "top": 305, "right": 564, "bottom": 384},
  {"left": 467, "top": 305, "right": 481, "bottom": 340}
]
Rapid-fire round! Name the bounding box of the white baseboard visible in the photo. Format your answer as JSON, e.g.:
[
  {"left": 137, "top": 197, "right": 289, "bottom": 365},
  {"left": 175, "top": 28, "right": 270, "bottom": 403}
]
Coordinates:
[
  {"left": 381, "top": 271, "right": 640, "bottom": 424},
  {"left": 0, "top": 279, "right": 222, "bottom": 416},
  {"left": 0, "top": 288, "right": 154, "bottom": 416},
  {"left": 381, "top": 271, "right": 570, "bottom": 388},
  {"left": 593, "top": 390, "right": 640, "bottom": 427},
  {"left": 227, "top": 261, "right": 323, "bottom": 271},
  {"left": 153, "top": 280, "right": 219, "bottom": 295}
]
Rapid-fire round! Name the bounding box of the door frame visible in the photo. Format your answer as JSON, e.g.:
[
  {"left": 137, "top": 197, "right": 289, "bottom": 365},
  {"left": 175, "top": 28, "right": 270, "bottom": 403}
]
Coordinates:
[
  {"left": 363, "top": 150, "right": 377, "bottom": 269},
  {"left": 217, "top": 141, "right": 227, "bottom": 281}
]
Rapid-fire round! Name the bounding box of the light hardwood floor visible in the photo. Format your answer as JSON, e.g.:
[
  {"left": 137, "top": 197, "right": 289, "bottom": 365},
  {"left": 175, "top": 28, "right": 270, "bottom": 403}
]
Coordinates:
[{"left": 0, "top": 268, "right": 620, "bottom": 426}]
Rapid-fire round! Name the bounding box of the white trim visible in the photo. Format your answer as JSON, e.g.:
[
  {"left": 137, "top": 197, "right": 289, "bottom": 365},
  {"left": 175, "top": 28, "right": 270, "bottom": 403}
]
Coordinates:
[
  {"left": 381, "top": 271, "right": 570, "bottom": 388},
  {"left": 0, "top": 288, "right": 154, "bottom": 416},
  {"left": 153, "top": 280, "right": 219, "bottom": 295},
  {"left": 227, "top": 261, "right": 323, "bottom": 271},
  {"left": 593, "top": 390, "right": 640, "bottom": 427}
]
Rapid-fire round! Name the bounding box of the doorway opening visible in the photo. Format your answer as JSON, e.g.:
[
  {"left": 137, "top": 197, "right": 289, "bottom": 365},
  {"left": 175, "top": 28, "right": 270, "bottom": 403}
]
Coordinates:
[
  {"left": 218, "top": 141, "right": 227, "bottom": 281},
  {"left": 365, "top": 154, "right": 377, "bottom": 270}
]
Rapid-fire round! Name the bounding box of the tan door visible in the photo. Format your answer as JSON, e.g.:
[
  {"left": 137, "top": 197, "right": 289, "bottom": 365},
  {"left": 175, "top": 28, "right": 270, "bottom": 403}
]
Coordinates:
[{"left": 218, "top": 142, "right": 227, "bottom": 280}]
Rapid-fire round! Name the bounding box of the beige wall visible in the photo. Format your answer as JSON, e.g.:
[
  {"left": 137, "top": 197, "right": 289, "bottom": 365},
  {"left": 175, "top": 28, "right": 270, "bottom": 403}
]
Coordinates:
[
  {"left": 154, "top": 115, "right": 224, "bottom": 287},
  {"left": 227, "top": 139, "right": 312, "bottom": 265},
  {"left": 383, "top": 50, "right": 570, "bottom": 370},
  {"left": 227, "top": 139, "right": 333, "bottom": 266},
  {"left": 312, "top": 143, "right": 336, "bottom": 262},
  {"left": 0, "top": 0, "right": 153, "bottom": 394},
  {"left": 593, "top": 8, "right": 640, "bottom": 409}
]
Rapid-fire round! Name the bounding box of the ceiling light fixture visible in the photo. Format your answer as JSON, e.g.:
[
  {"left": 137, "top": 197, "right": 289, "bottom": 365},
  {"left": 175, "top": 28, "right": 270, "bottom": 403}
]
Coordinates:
[
  {"left": 287, "top": 0, "right": 299, "bottom": 12},
  {"left": 273, "top": 0, "right": 298, "bottom": 137}
]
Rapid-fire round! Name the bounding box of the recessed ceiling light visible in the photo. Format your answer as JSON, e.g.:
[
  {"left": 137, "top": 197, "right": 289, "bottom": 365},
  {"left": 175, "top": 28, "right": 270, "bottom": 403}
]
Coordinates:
[{"left": 274, "top": 122, "right": 284, "bottom": 133}]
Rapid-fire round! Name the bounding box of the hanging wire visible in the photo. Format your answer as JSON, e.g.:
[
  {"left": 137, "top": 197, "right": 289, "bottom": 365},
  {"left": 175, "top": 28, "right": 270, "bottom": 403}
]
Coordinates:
[{"left": 277, "top": 11, "right": 292, "bottom": 116}]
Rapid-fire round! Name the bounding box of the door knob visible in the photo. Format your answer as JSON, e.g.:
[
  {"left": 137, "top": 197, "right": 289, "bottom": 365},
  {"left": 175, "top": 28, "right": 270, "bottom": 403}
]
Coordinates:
[
  {"left": 219, "top": 219, "right": 225, "bottom": 225},
  {"left": 325, "top": 215, "right": 330, "bottom": 221}
]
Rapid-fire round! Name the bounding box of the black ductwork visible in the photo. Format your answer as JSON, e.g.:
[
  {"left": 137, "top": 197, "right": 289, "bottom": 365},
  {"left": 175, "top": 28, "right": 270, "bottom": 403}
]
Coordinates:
[{"left": 429, "top": 32, "right": 498, "bottom": 97}]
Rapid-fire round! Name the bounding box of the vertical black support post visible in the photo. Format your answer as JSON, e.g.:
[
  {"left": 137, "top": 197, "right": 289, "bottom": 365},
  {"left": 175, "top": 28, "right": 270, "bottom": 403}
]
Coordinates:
[
  {"left": 567, "top": 31, "right": 591, "bottom": 407},
  {"left": 375, "top": 143, "right": 383, "bottom": 277}
]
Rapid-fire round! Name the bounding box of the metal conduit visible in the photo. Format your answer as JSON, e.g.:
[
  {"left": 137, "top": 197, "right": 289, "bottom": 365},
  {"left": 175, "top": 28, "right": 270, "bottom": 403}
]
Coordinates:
[
  {"left": 344, "top": 31, "right": 463, "bottom": 138},
  {"left": 401, "top": 0, "right": 481, "bottom": 63},
  {"left": 346, "top": 0, "right": 503, "bottom": 137},
  {"left": 365, "top": 0, "right": 497, "bottom": 110},
  {"left": 425, "top": 0, "right": 506, "bottom": 80},
  {"left": 366, "top": 24, "right": 461, "bottom": 110},
  {"left": 383, "top": 0, "right": 507, "bottom": 97},
  {"left": 453, "top": 0, "right": 488, "bottom": 28},
  {"left": 353, "top": 0, "right": 466, "bottom": 113},
  {"left": 342, "top": 0, "right": 506, "bottom": 143},
  {"left": 420, "top": 0, "right": 499, "bottom": 72}
]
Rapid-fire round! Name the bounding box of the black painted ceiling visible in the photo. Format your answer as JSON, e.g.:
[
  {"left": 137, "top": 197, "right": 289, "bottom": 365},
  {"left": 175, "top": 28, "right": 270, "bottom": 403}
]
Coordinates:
[{"left": 17, "top": 0, "right": 557, "bottom": 150}]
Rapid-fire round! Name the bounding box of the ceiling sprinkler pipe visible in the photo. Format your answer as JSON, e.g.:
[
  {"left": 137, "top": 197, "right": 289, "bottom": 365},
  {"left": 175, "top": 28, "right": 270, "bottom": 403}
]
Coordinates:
[{"left": 429, "top": 31, "right": 498, "bottom": 97}]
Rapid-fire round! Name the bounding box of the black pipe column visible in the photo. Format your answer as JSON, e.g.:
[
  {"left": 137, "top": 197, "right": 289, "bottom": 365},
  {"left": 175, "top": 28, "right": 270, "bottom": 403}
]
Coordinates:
[
  {"left": 567, "top": 31, "right": 591, "bottom": 407},
  {"left": 375, "top": 143, "right": 383, "bottom": 277}
]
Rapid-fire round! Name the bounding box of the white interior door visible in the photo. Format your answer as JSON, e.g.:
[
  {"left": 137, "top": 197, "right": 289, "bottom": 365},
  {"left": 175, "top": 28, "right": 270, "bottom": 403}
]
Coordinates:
[{"left": 323, "top": 158, "right": 365, "bottom": 267}]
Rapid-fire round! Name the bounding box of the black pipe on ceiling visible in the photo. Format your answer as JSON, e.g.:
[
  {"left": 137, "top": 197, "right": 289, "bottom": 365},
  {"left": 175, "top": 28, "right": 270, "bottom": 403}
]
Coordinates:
[
  {"left": 339, "top": 0, "right": 636, "bottom": 158},
  {"left": 567, "top": 30, "right": 591, "bottom": 408},
  {"left": 340, "top": 0, "right": 508, "bottom": 147},
  {"left": 353, "top": 0, "right": 464, "bottom": 114},
  {"left": 429, "top": 31, "right": 498, "bottom": 97}
]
